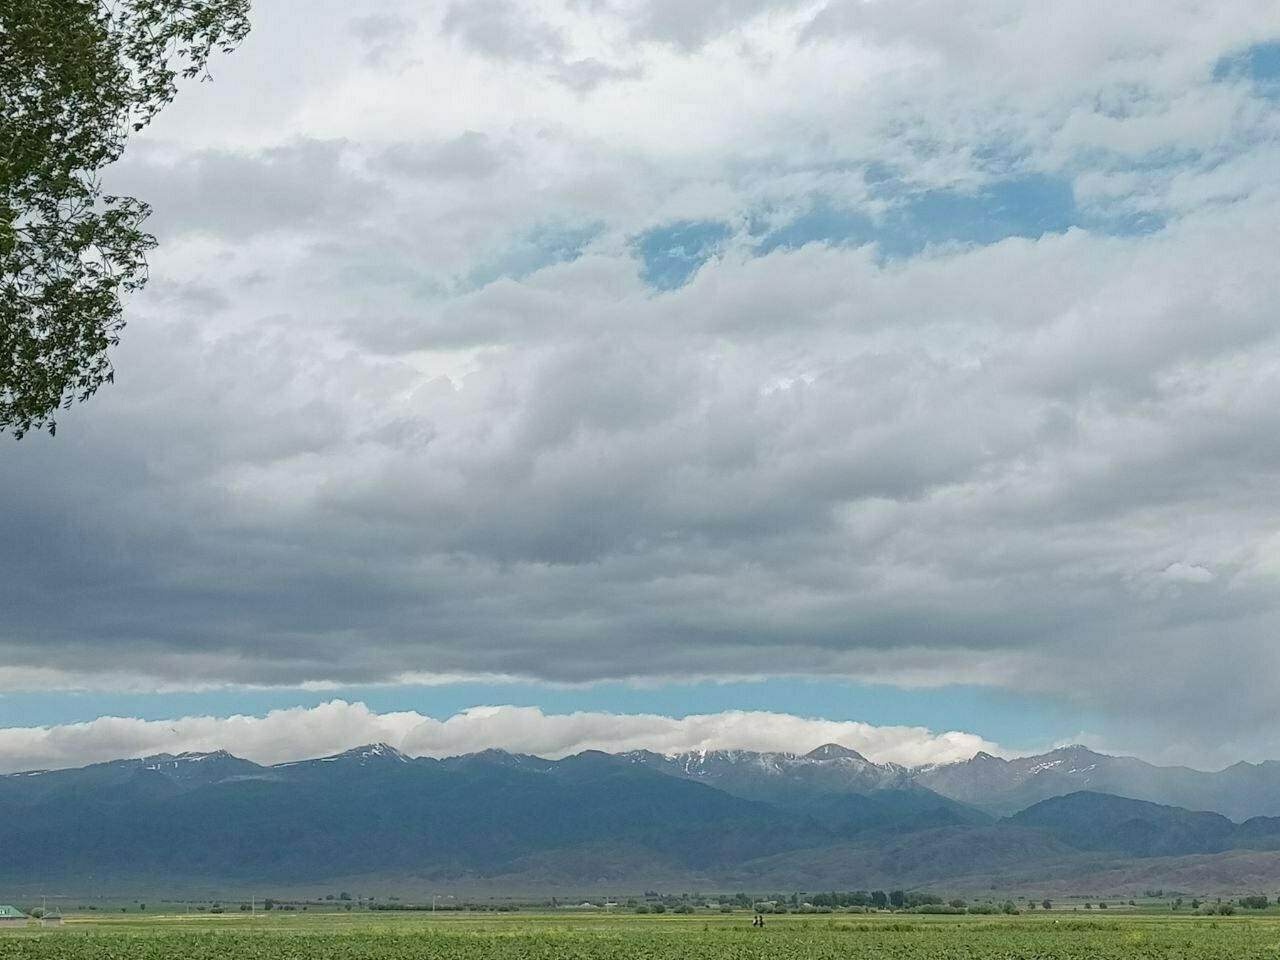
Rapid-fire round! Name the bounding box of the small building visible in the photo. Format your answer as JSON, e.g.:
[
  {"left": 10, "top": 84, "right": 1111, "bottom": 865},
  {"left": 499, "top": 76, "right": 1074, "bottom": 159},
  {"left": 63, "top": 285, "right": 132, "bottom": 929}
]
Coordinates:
[
  {"left": 0, "top": 905, "right": 28, "bottom": 928},
  {"left": 41, "top": 910, "right": 63, "bottom": 928}
]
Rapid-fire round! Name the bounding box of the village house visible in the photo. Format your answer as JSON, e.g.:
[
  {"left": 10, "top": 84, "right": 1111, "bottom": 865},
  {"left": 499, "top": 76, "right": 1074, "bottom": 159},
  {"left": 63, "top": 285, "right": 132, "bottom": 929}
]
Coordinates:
[{"left": 0, "top": 905, "right": 28, "bottom": 928}]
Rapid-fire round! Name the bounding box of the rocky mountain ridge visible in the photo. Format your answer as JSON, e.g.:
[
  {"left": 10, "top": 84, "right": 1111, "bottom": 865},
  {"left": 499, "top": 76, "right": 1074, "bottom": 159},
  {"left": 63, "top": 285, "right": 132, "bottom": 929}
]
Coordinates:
[{"left": 5, "top": 742, "right": 1280, "bottom": 893}]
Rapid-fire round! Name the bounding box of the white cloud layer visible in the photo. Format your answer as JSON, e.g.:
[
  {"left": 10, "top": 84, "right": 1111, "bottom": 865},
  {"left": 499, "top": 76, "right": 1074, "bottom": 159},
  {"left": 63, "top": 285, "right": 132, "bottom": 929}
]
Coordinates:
[{"left": 0, "top": 700, "right": 1000, "bottom": 773}]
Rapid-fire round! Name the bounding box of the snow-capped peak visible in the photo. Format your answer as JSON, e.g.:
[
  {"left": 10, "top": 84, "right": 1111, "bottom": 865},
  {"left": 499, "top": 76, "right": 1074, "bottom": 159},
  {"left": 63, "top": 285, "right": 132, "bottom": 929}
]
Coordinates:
[
  {"left": 343, "top": 742, "right": 411, "bottom": 763},
  {"left": 273, "top": 742, "right": 411, "bottom": 768},
  {"left": 804, "top": 743, "right": 869, "bottom": 762}
]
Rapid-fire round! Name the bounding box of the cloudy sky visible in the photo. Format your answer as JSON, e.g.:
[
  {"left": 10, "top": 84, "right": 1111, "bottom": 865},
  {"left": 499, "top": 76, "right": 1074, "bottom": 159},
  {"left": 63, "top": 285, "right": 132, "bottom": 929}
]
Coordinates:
[{"left": 3, "top": 0, "right": 1280, "bottom": 773}]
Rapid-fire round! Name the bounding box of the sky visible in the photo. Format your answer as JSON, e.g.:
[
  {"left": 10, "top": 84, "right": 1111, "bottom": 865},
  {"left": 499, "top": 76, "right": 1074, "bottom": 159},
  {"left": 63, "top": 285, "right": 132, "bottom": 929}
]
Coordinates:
[{"left": 4, "top": 0, "right": 1280, "bottom": 773}]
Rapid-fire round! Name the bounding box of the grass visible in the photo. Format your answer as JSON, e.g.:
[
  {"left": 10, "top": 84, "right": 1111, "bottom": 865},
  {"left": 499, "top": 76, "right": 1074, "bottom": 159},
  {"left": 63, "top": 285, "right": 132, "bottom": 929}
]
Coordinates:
[{"left": 4, "top": 910, "right": 1280, "bottom": 958}]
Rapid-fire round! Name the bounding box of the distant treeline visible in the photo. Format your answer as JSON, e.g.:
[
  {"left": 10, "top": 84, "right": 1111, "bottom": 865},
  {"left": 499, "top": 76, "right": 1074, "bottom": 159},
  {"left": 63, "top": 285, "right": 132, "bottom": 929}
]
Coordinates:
[
  {"left": 743, "top": 890, "right": 945, "bottom": 911},
  {"left": 370, "top": 903, "right": 522, "bottom": 912}
]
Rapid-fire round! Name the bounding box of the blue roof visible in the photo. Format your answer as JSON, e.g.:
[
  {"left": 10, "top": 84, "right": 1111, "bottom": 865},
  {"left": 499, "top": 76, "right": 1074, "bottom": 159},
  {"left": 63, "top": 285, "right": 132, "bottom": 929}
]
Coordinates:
[{"left": 0, "top": 905, "right": 27, "bottom": 918}]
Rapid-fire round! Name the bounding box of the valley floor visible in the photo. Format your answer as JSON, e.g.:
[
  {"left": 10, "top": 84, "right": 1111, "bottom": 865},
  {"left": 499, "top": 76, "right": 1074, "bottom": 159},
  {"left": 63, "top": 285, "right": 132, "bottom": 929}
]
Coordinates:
[{"left": 0, "top": 911, "right": 1277, "bottom": 958}]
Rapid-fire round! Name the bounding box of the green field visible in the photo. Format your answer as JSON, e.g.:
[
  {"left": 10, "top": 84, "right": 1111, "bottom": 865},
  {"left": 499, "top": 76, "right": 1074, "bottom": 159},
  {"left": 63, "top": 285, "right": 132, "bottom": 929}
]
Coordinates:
[{"left": 2, "top": 911, "right": 1279, "bottom": 958}]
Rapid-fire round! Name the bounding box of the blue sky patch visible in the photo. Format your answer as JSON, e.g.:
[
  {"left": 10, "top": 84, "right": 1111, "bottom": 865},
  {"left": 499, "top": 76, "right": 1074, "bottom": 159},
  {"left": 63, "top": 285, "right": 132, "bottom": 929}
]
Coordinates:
[
  {"left": 1214, "top": 40, "right": 1280, "bottom": 97},
  {"left": 754, "top": 174, "right": 1078, "bottom": 258},
  {"left": 464, "top": 222, "right": 602, "bottom": 290},
  {"left": 634, "top": 219, "right": 731, "bottom": 289},
  {"left": 755, "top": 198, "right": 875, "bottom": 256},
  {"left": 894, "top": 175, "right": 1076, "bottom": 251}
]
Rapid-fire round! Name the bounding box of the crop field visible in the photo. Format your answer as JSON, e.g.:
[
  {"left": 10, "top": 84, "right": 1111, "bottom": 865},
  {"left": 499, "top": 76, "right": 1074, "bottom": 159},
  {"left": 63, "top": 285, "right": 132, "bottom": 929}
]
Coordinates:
[{"left": 1, "top": 912, "right": 1278, "bottom": 959}]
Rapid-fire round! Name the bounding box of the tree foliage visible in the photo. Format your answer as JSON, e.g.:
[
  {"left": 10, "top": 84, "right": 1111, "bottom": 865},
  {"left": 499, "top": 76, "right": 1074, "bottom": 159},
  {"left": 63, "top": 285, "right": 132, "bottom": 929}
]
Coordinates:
[{"left": 1, "top": 0, "right": 249, "bottom": 437}]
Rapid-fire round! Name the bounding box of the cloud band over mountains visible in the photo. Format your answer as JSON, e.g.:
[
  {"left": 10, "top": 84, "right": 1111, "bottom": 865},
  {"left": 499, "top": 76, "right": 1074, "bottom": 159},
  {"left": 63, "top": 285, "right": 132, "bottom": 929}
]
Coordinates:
[{"left": 0, "top": 701, "right": 1001, "bottom": 774}]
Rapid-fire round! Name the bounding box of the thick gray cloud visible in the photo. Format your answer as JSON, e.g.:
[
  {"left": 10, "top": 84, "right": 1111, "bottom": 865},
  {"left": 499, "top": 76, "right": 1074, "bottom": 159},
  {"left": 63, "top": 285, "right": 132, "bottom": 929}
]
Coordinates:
[
  {"left": 621, "top": 0, "right": 809, "bottom": 50},
  {"left": 376, "top": 132, "right": 516, "bottom": 180},
  {"left": 349, "top": 13, "right": 420, "bottom": 67},
  {"left": 440, "top": 0, "right": 566, "bottom": 62},
  {"left": 110, "top": 139, "right": 386, "bottom": 241},
  {"left": 4, "top": 0, "right": 1280, "bottom": 766}
]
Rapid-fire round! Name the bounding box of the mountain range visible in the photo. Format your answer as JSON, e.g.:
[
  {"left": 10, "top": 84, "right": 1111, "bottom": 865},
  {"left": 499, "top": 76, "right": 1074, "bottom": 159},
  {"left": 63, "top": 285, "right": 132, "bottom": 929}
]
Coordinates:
[
  {"left": 916, "top": 745, "right": 1280, "bottom": 821},
  {"left": 620, "top": 742, "right": 1280, "bottom": 822},
  {"left": 4, "top": 742, "right": 1280, "bottom": 895}
]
